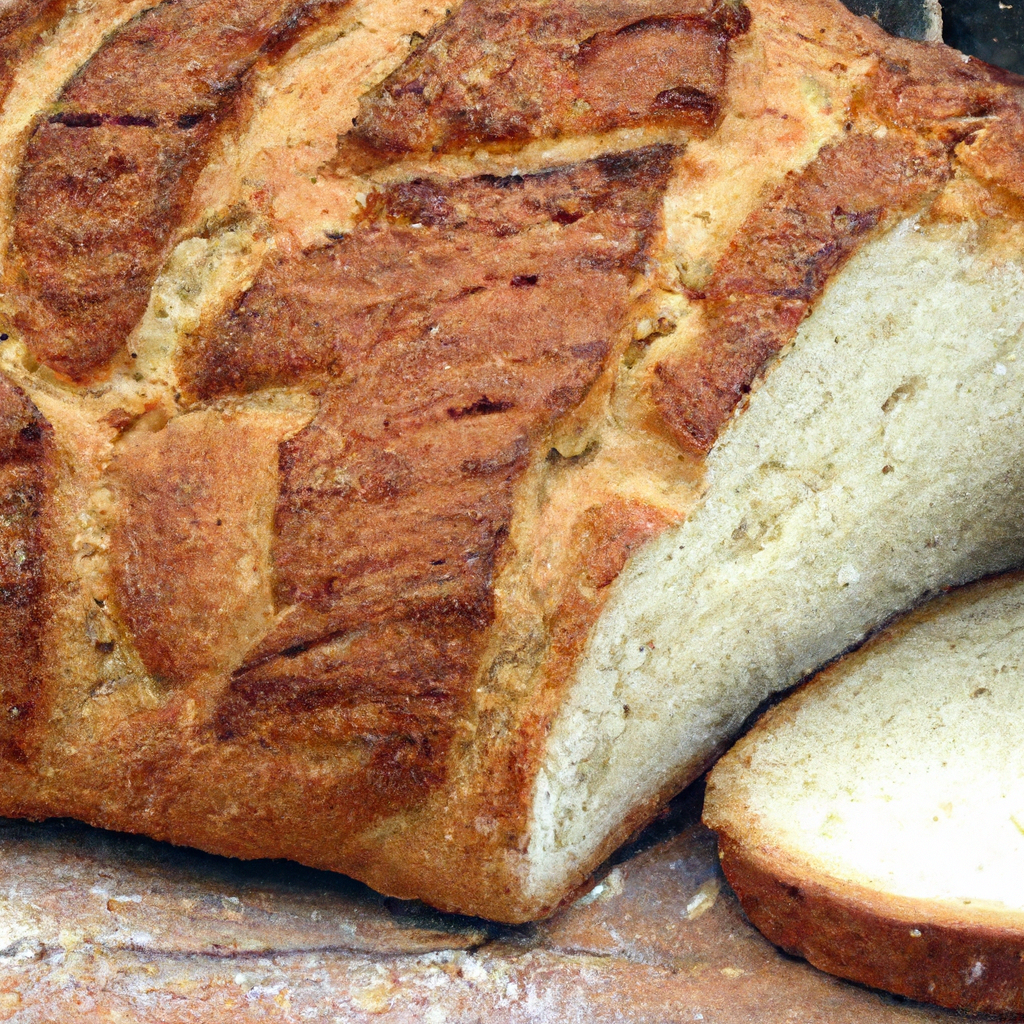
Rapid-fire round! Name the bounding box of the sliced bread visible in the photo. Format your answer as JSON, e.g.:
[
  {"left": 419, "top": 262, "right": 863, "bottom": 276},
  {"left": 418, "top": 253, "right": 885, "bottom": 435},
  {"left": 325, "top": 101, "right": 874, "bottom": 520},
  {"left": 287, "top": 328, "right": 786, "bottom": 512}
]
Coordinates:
[{"left": 704, "top": 572, "right": 1024, "bottom": 1015}]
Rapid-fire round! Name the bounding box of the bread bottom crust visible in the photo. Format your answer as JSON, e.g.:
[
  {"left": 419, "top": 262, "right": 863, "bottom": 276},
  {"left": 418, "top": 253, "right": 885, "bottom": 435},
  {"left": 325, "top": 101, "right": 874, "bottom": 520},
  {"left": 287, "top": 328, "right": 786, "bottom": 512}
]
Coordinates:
[{"left": 716, "top": 834, "right": 1024, "bottom": 1016}]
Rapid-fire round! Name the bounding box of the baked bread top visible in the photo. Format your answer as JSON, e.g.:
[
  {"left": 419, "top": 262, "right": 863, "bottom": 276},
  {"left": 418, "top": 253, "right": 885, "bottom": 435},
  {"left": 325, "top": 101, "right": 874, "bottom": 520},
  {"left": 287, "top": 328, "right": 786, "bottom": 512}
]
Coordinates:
[{"left": 0, "top": 0, "right": 1022, "bottom": 922}]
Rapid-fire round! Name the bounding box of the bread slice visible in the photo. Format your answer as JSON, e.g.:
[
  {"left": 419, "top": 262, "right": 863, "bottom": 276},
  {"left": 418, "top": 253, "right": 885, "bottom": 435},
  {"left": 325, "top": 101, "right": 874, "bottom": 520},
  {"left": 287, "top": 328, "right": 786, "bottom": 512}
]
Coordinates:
[
  {"left": 704, "top": 572, "right": 1024, "bottom": 1015},
  {"left": 0, "top": 0, "right": 1022, "bottom": 923}
]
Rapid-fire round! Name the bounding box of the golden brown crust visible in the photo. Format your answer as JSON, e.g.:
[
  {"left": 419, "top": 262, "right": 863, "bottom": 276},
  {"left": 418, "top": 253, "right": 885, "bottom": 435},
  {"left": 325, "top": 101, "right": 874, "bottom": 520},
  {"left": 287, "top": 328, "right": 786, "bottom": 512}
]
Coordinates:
[
  {"left": 176, "top": 149, "right": 677, "bottom": 818},
  {"left": 107, "top": 410, "right": 283, "bottom": 687},
  {"left": 651, "top": 130, "right": 950, "bottom": 454},
  {"left": 11, "top": 122, "right": 203, "bottom": 380},
  {"left": 862, "top": 36, "right": 1023, "bottom": 144},
  {"left": 180, "top": 149, "right": 675, "bottom": 401},
  {"left": 6, "top": 0, "right": 347, "bottom": 383},
  {"left": 343, "top": 0, "right": 749, "bottom": 162},
  {"left": 649, "top": 37, "right": 1024, "bottom": 455},
  {"left": 715, "top": 834, "right": 1024, "bottom": 1016},
  {"left": 958, "top": 108, "right": 1024, "bottom": 203},
  {"left": 0, "top": 375, "right": 53, "bottom": 764},
  {"left": 216, "top": 617, "right": 483, "bottom": 819},
  {"left": 0, "top": 0, "right": 1023, "bottom": 927}
]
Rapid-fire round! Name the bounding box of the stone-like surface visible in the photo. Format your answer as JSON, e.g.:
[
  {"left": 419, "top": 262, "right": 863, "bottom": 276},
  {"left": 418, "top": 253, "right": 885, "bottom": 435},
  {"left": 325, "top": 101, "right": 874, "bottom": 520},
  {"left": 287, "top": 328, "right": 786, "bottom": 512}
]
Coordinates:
[
  {"left": 842, "top": 0, "right": 941, "bottom": 42},
  {"left": 942, "top": 0, "right": 1024, "bottom": 76}
]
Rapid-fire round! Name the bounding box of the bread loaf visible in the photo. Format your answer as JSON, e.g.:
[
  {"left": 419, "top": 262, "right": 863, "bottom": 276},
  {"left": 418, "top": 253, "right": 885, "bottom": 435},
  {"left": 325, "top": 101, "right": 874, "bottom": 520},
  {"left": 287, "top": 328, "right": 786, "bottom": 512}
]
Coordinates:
[
  {"left": 703, "top": 571, "right": 1024, "bottom": 1016},
  {"left": 0, "top": 0, "right": 1022, "bottom": 922}
]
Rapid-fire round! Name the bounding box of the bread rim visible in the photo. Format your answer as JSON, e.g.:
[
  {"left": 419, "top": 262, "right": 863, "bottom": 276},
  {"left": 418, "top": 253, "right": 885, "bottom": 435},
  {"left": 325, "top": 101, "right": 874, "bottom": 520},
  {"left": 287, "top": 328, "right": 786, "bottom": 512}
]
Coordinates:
[
  {"left": 705, "top": 571, "right": 1024, "bottom": 1016},
  {"left": 715, "top": 830, "right": 1024, "bottom": 1016}
]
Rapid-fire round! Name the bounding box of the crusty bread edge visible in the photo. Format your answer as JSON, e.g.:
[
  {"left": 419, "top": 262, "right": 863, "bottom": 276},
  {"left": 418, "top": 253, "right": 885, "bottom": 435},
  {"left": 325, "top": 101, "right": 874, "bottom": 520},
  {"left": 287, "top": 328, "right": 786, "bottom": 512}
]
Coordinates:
[
  {"left": 713, "top": 832, "right": 1024, "bottom": 1016},
  {"left": 704, "top": 571, "right": 1024, "bottom": 1016}
]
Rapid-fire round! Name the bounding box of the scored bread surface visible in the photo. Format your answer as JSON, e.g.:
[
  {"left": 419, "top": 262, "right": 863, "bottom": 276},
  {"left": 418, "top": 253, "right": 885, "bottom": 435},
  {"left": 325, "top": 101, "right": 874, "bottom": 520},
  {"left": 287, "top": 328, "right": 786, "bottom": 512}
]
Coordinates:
[
  {"left": 704, "top": 572, "right": 1024, "bottom": 1014},
  {"left": 0, "top": 0, "right": 1021, "bottom": 922}
]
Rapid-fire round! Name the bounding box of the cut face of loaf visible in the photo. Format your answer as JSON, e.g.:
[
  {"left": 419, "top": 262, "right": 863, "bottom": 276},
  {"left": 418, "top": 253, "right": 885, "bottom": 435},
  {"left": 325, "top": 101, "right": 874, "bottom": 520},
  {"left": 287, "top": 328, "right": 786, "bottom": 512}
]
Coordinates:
[
  {"left": 0, "top": 0, "right": 1021, "bottom": 923},
  {"left": 703, "top": 571, "right": 1024, "bottom": 1015},
  {"left": 529, "top": 215, "right": 1024, "bottom": 908}
]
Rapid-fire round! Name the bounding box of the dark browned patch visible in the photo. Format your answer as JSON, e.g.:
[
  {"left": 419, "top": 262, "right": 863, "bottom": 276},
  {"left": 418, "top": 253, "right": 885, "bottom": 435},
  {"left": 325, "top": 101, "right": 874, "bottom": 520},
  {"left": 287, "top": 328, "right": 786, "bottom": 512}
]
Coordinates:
[
  {"left": 0, "top": 376, "right": 53, "bottom": 764},
  {"left": 7, "top": 0, "right": 346, "bottom": 384},
  {"left": 652, "top": 132, "right": 951, "bottom": 455},
  {"left": 861, "top": 35, "right": 1023, "bottom": 146},
  {"left": 215, "top": 616, "right": 481, "bottom": 814},
  {"left": 341, "top": 0, "right": 748, "bottom": 162},
  {"left": 180, "top": 147, "right": 677, "bottom": 400},
  {"left": 183, "top": 148, "right": 677, "bottom": 813}
]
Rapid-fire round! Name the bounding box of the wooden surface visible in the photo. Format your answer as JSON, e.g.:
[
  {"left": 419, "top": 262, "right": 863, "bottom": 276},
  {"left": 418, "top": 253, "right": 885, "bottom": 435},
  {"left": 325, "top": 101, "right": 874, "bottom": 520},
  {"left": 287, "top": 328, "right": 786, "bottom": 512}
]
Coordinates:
[{"left": 0, "top": 782, "right": 1000, "bottom": 1022}]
